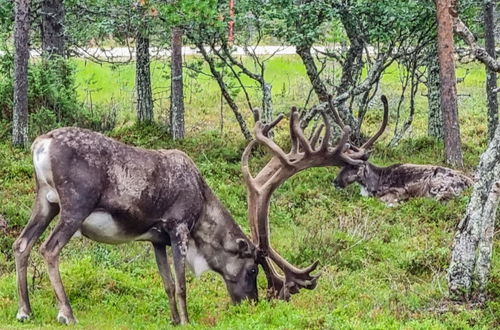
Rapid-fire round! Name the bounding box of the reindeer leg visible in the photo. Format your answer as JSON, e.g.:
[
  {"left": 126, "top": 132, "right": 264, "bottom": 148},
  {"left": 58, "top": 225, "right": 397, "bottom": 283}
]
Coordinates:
[
  {"left": 171, "top": 223, "right": 189, "bottom": 325},
  {"left": 13, "top": 188, "right": 59, "bottom": 321},
  {"left": 152, "top": 243, "right": 180, "bottom": 325},
  {"left": 378, "top": 187, "right": 407, "bottom": 206},
  {"left": 39, "top": 208, "right": 91, "bottom": 325}
]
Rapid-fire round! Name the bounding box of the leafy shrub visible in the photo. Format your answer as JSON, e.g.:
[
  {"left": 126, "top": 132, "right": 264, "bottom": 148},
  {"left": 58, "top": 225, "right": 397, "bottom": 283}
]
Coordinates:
[
  {"left": 0, "top": 54, "right": 13, "bottom": 121},
  {"left": 29, "top": 107, "right": 60, "bottom": 137},
  {"left": 0, "top": 55, "right": 117, "bottom": 136},
  {"left": 28, "top": 57, "right": 79, "bottom": 123}
]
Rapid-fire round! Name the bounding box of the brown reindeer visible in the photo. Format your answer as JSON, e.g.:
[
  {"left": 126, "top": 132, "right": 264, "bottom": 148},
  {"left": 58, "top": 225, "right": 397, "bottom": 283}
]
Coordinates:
[
  {"left": 13, "top": 105, "right": 377, "bottom": 325},
  {"left": 13, "top": 128, "right": 258, "bottom": 325},
  {"left": 334, "top": 162, "right": 473, "bottom": 205},
  {"left": 330, "top": 96, "right": 473, "bottom": 205}
]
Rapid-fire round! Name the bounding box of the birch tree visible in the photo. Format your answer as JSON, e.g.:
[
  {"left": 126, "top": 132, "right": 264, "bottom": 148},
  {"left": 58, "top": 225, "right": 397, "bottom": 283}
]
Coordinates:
[
  {"left": 448, "top": 123, "right": 500, "bottom": 301},
  {"left": 483, "top": 0, "right": 497, "bottom": 141},
  {"left": 445, "top": 0, "right": 500, "bottom": 302},
  {"left": 136, "top": 1, "right": 154, "bottom": 123},
  {"left": 426, "top": 42, "right": 443, "bottom": 139},
  {"left": 12, "top": 0, "right": 30, "bottom": 147},
  {"left": 169, "top": 26, "right": 184, "bottom": 139}
]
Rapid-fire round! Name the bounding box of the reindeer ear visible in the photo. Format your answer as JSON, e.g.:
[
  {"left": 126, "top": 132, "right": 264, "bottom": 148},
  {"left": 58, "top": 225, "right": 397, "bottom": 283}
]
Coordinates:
[
  {"left": 224, "top": 238, "right": 251, "bottom": 256},
  {"left": 236, "top": 238, "right": 253, "bottom": 257},
  {"left": 236, "top": 238, "right": 249, "bottom": 252}
]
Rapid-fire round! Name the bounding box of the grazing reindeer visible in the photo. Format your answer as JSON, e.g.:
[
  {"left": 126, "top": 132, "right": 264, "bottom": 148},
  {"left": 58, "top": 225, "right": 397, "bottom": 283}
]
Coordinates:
[
  {"left": 13, "top": 128, "right": 258, "bottom": 325},
  {"left": 14, "top": 99, "right": 381, "bottom": 324},
  {"left": 330, "top": 96, "right": 473, "bottom": 205}
]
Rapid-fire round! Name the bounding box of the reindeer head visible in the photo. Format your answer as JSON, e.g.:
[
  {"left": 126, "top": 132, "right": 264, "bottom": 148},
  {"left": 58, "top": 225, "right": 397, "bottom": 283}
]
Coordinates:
[
  {"left": 332, "top": 95, "right": 388, "bottom": 190},
  {"left": 333, "top": 162, "right": 367, "bottom": 188},
  {"left": 220, "top": 238, "right": 259, "bottom": 303}
]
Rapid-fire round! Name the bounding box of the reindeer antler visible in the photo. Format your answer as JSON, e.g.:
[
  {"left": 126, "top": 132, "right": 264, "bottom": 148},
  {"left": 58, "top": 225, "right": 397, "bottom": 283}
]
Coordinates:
[
  {"left": 241, "top": 105, "right": 370, "bottom": 300},
  {"left": 331, "top": 95, "right": 389, "bottom": 160}
]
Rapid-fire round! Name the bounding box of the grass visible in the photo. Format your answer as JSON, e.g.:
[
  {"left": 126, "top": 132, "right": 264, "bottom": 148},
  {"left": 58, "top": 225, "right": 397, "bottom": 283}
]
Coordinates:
[
  {"left": 0, "top": 55, "right": 499, "bottom": 329},
  {"left": 73, "top": 55, "right": 311, "bottom": 131}
]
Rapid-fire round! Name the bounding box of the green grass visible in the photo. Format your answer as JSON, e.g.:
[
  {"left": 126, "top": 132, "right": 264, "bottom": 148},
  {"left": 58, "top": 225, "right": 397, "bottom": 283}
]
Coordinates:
[
  {"left": 73, "top": 55, "right": 311, "bottom": 131},
  {"left": 71, "top": 56, "right": 489, "bottom": 167},
  {"left": 0, "top": 56, "right": 499, "bottom": 329}
]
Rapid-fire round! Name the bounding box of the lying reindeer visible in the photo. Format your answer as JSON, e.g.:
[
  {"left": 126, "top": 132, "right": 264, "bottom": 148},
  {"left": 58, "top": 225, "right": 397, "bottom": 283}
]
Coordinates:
[
  {"left": 328, "top": 96, "right": 473, "bottom": 204},
  {"left": 333, "top": 162, "right": 473, "bottom": 205},
  {"left": 14, "top": 106, "right": 377, "bottom": 325}
]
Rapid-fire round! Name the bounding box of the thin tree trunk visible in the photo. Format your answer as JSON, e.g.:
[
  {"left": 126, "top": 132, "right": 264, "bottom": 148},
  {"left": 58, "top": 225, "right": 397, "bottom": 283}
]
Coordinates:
[
  {"left": 448, "top": 122, "right": 500, "bottom": 302},
  {"left": 218, "top": 45, "right": 272, "bottom": 123},
  {"left": 197, "top": 44, "right": 252, "bottom": 141},
  {"left": 136, "top": 31, "right": 153, "bottom": 122},
  {"left": 296, "top": 44, "right": 358, "bottom": 131},
  {"left": 427, "top": 43, "right": 443, "bottom": 139},
  {"left": 12, "top": 0, "right": 30, "bottom": 147},
  {"left": 484, "top": 0, "right": 498, "bottom": 141},
  {"left": 296, "top": 44, "right": 329, "bottom": 103},
  {"left": 337, "top": 18, "right": 364, "bottom": 135},
  {"left": 262, "top": 82, "right": 273, "bottom": 123},
  {"left": 41, "top": 0, "right": 64, "bottom": 57},
  {"left": 169, "top": 27, "right": 184, "bottom": 139},
  {"left": 436, "top": 0, "right": 463, "bottom": 167}
]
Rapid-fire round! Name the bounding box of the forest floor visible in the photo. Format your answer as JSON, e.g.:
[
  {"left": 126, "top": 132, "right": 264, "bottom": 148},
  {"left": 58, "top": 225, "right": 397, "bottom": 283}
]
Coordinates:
[{"left": 0, "top": 56, "right": 498, "bottom": 329}]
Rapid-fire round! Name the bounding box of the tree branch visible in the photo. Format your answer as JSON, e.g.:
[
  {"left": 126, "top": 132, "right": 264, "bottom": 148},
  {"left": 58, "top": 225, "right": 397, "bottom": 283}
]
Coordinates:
[{"left": 453, "top": 16, "right": 500, "bottom": 72}]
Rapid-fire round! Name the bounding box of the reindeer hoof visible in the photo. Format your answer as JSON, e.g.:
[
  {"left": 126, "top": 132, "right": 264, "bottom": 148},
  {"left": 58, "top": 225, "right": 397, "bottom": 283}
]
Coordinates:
[
  {"left": 16, "top": 310, "right": 31, "bottom": 322},
  {"left": 57, "top": 311, "right": 77, "bottom": 325}
]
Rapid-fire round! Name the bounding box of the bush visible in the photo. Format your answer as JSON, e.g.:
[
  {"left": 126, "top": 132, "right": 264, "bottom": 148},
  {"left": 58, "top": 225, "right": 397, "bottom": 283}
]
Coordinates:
[
  {"left": 0, "top": 55, "right": 116, "bottom": 136},
  {"left": 0, "top": 53, "right": 13, "bottom": 122}
]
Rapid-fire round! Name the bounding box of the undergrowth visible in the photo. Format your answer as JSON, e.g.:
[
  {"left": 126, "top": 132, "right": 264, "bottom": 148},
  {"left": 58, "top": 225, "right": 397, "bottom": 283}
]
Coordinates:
[
  {"left": 0, "top": 58, "right": 498, "bottom": 328},
  {"left": 0, "top": 119, "right": 498, "bottom": 329}
]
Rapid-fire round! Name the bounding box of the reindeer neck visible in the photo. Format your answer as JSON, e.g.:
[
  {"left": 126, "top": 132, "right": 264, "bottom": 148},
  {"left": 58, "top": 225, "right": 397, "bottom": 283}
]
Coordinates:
[
  {"left": 189, "top": 185, "right": 248, "bottom": 269},
  {"left": 364, "top": 162, "right": 407, "bottom": 189},
  {"left": 366, "top": 161, "right": 385, "bottom": 174},
  {"left": 359, "top": 162, "right": 382, "bottom": 190},
  {"left": 364, "top": 161, "right": 385, "bottom": 182}
]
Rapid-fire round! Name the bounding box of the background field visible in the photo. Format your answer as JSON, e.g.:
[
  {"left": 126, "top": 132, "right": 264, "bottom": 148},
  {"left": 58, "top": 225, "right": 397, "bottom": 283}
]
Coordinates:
[{"left": 0, "top": 56, "right": 498, "bottom": 329}]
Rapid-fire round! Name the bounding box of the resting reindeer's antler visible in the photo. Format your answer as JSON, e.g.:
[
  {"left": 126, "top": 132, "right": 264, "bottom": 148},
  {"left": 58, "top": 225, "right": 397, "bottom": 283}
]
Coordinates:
[
  {"left": 331, "top": 95, "right": 389, "bottom": 160},
  {"left": 241, "top": 105, "right": 370, "bottom": 300}
]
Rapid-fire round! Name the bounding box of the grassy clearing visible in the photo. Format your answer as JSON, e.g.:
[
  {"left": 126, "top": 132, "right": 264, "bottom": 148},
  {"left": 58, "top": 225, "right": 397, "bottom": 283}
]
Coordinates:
[
  {"left": 71, "top": 56, "right": 489, "bottom": 167},
  {"left": 0, "top": 56, "right": 499, "bottom": 329}
]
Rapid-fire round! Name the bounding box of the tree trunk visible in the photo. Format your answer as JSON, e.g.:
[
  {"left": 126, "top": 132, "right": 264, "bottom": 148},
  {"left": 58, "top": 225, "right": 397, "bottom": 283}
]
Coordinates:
[
  {"left": 41, "top": 0, "right": 65, "bottom": 57},
  {"left": 448, "top": 122, "right": 500, "bottom": 302},
  {"left": 261, "top": 82, "right": 273, "bottom": 124},
  {"left": 169, "top": 26, "right": 184, "bottom": 139},
  {"left": 197, "top": 44, "right": 252, "bottom": 141},
  {"left": 12, "top": 0, "right": 30, "bottom": 147},
  {"left": 296, "top": 44, "right": 358, "bottom": 130},
  {"left": 427, "top": 43, "right": 444, "bottom": 139},
  {"left": 296, "top": 44, "right": 329, "bottom": 103},
  {"left": 337, "top": 17, "right": 364, "bottom": 135},
  {"left": 136, "top": 31, "right": 153, "bottom": 123},
  {"left": 484, "top": 0, "right": 498, "bottom": 141},
  {"left": 436, "top": 0, "right": 463, "bottom": 167}
]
